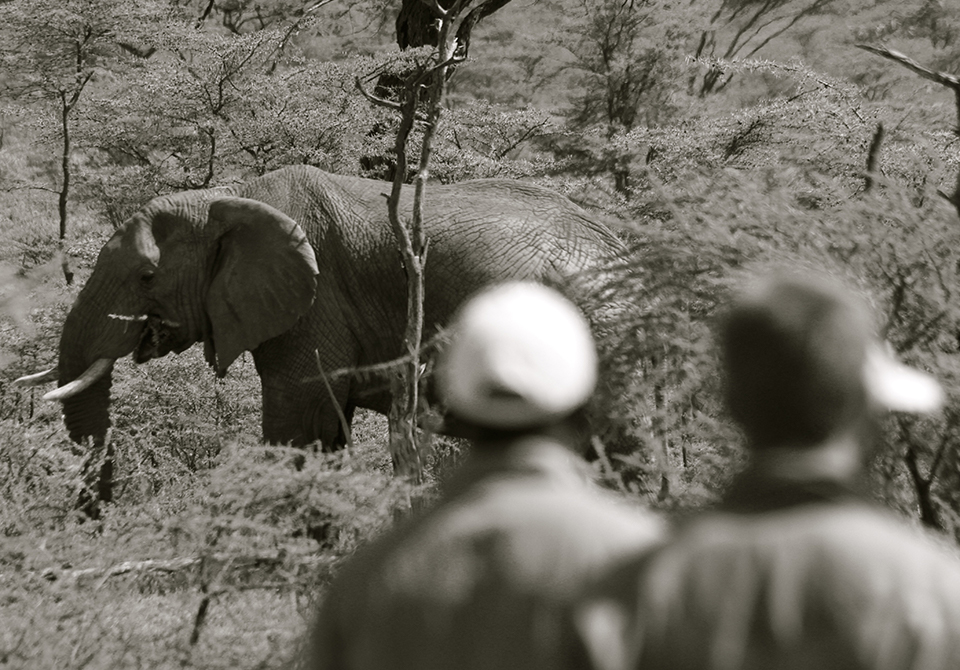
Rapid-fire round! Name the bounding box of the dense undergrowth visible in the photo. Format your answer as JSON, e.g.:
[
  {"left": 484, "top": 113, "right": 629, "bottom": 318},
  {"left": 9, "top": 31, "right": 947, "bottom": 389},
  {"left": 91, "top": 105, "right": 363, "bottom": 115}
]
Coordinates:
[{"left": 1, "top": 359, "right": 426, "bottom": 668}]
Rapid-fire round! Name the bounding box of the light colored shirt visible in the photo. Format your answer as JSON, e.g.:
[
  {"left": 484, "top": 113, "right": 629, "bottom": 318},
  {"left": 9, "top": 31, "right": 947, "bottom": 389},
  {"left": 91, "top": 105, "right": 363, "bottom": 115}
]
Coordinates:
[
  {"left": 574, "top": 472, "right": 960, "bottom": 670},
  {"left": 304, "top": 437, "right": 664, "bottom": 670}
]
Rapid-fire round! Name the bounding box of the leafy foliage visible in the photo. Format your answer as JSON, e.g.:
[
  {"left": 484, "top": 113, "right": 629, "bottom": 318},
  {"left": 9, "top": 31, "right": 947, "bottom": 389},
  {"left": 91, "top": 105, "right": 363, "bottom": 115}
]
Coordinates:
[
  {"left": 77, "top": 28, "right": 390, "bottom": 221},
  {"left": 551, "top": 0, "right": 696, "bottom": 132}
]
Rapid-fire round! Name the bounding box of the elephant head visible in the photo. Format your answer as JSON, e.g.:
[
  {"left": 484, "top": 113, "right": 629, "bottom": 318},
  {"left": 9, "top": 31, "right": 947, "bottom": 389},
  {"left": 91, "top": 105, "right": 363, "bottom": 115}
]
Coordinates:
[{"left": 44, "top": 195, "right": 319, "bottom": 449}]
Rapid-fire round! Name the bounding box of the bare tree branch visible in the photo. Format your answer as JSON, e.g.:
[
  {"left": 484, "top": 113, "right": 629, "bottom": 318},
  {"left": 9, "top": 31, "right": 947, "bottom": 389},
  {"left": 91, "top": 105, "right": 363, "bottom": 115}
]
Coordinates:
[
  {"left": 355, "top": 76, "right": 404, "bottom": 111},
  {"left": 857, "top": 44, "right": 960, "bottom": 91},
  {"left": 32, "top": 552, "right": 337, "bottom": 588},
  {"left": 196, "top": 0, "right": 216, "bottom": 29},
  {"left": 903, "top": 441, "right": 944, "bottom": 530},
  {"left": 314, "top": 351, "right": 355, "bottom": 451}
]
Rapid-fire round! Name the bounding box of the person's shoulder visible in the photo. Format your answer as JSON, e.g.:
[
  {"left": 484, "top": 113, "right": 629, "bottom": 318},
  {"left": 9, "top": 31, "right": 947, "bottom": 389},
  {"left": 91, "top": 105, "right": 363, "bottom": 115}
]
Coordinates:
[
  {"left": 669, "top": 502, "right": 960, "bottom": 601},
  {"left": 486, "top": 476, "right": 666, "bottom": 544},
  {"left": 808, "top": 504, "right": 960, "bottom": 574},
  {"left": 628, "top": 502, "right": 960, "bottom": 591},
  {"left": 674, "top": 501, "right": 950, "bottom": 552},
  {"left": 580, "top": 487, "right": 667, "bottom": 542}
]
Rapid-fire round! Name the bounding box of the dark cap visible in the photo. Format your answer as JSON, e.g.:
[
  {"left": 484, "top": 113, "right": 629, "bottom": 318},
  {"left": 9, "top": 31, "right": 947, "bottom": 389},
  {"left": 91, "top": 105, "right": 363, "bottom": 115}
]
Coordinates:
[{"left": 720, "top": 272, "right": 942, "bottom": 448}]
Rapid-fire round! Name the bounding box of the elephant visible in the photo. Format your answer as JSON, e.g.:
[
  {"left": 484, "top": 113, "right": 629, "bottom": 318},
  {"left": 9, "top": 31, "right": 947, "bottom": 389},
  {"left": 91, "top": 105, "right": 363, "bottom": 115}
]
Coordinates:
[{"left": 17, "top": 165, "right": 623, "bottom": 507}]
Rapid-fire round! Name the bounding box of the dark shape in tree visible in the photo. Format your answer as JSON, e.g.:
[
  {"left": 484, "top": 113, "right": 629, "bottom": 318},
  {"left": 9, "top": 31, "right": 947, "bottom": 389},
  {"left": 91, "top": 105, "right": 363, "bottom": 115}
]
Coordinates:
[
  {"left": 385, "top": 0, "right": 514, "bottom": 87},
  {"left": 366, "top": 0, "right": 514, "bottom": 180},
  {"left": 119, "top": 42, "right": 157, "bottom": 58},
  {"left": 191, "top": 0, "right": 322, "bottom": 34},
  {"left": 396, "top": 0, "right": 456, "bottom": 49}
]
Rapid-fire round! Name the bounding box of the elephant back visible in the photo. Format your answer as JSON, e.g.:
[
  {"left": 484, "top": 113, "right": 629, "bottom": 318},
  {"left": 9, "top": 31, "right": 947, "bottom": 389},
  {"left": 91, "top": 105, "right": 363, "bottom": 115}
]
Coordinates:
[
  {"left": 421, "top": 178, "right": 623, "bottom": 281},
  {"left": 430, "top": 178, "right": 622, "bottom": 253}
]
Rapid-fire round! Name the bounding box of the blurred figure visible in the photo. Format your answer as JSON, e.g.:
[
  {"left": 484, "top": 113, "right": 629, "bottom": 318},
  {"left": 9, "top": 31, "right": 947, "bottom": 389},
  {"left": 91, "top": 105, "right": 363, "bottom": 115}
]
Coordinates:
[
  {"left": 302, "top": 281, "right": 663, "bottom": 670},
  {"left": 573, "top": 271, "right": 960, "bottom": 670}
]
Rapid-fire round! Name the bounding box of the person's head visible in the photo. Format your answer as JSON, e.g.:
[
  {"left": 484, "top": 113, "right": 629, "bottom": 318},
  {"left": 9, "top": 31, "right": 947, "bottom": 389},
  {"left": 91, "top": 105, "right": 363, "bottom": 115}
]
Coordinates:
[
  {"left": 719, "top": 271, "right": 943, "bottom": 451},
  {"left": 437, "top": 281, "right": 598, "bottom": 449}
]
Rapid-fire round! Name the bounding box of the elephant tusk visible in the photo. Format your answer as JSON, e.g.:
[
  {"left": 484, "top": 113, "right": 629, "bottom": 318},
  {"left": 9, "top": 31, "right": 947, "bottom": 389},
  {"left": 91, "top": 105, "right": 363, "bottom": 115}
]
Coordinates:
[
  {"left": 43, "top": 359, "right": 114, "bottom": 401},
  {"left": 13, "top": 367, "right": 59, "bottom": 386}
]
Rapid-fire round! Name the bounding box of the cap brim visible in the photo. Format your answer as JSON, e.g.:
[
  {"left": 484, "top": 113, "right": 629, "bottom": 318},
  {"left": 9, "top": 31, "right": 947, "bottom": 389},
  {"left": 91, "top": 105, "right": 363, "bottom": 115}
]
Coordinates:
[{"left": 863, "top": 344, "right": 945, "bottom": 413}]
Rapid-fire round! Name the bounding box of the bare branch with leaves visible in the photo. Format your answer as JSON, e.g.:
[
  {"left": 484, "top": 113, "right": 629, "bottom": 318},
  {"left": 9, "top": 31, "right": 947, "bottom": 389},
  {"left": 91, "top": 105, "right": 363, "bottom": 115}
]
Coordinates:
[
  {"left": 858, "top": 44, "right": 960, "bottom": 215},
  {"left": 356, "top": 0, "right": 470, "bottom": 481}
]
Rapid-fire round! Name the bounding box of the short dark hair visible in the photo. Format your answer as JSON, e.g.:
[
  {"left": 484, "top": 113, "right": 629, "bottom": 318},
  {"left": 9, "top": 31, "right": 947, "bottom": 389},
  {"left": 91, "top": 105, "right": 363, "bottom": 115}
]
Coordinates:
[{"left": 719, "top": 273, "right": 871, "bottom": 449}]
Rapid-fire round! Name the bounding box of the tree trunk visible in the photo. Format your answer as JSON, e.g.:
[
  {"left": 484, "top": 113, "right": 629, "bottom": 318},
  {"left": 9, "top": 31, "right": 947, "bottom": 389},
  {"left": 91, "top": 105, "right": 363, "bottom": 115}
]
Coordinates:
[
  {"left": 385, "top": 77, "right": 429, "bottom": 483},
  {"left": 385, "top": 1, "right": 463, "bottom": 482},
  {"left": 59, "top": 92, "right": 75, "bottom": 284},
  {"left": 903, "top": 445, "right": 945, "bottom": 531}
]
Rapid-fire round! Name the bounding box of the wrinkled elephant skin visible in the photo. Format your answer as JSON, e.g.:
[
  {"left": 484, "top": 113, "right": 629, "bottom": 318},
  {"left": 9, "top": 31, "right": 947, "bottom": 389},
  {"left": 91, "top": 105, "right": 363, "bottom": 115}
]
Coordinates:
[{"left": 46, "top": 166, "right": 623, "bottom": 503}]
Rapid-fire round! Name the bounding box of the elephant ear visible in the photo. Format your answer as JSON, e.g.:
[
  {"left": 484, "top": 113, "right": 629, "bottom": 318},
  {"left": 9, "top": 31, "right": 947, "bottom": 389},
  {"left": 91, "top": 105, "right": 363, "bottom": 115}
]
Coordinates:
[{"left": 205, "top": 197, "right": 319, "bottom": 375}]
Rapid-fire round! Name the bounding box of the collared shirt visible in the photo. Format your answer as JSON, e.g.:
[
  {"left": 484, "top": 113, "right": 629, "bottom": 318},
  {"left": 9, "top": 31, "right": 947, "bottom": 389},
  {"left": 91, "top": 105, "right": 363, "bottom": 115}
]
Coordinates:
[
  {"left": 303, "top": 437, "right": 664, "bottom": 670},
  {"left": 574, "top": 465, "right": 960, "bottom": 670}
]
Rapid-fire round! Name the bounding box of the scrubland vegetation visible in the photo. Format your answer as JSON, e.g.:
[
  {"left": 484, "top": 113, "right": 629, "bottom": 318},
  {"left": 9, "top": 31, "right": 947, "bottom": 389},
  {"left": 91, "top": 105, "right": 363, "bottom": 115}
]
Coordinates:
[{"left": 3, "top": 0, "right": 960, "bottom": 666}]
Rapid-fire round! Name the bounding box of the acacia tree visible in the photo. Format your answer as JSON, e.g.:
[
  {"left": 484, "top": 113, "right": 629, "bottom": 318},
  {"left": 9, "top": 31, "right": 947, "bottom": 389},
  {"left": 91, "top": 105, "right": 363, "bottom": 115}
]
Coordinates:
[
  {"left": 852, "top": 44, "right": 960, "bottom": 533},
  {"left": 692, "top": 0, "right": 838, "bottom": 96},
  {"left": 0, "top": 0, "right": 166, "bottom": 282},
  {"left": 573, "top": 55, "right": 960, "bottom": 535},
  {"left": 548, "top": 0, "right": 694, "bottom": 195},
  {"left": 77, "top": 16, "right": 383, "bottom": 225}
]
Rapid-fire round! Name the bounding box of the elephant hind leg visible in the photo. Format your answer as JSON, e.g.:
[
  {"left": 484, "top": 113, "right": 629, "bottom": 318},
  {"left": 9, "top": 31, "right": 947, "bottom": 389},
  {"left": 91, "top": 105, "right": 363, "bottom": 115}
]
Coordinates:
[{"left": 308, "top": 399, "right": 355, "bottom": 452}]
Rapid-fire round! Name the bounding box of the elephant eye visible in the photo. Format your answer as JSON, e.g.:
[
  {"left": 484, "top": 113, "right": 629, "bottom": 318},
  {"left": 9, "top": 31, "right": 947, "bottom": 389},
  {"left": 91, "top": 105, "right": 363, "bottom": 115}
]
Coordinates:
[{"left": 140, "top": 270, "right": 155, "bottom": 287}]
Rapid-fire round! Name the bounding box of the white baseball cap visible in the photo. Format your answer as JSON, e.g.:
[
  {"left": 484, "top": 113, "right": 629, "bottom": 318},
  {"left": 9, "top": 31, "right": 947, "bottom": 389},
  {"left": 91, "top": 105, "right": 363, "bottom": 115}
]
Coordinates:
[{"left": 439, "top": 282, "right": 598, "bottom": 430}]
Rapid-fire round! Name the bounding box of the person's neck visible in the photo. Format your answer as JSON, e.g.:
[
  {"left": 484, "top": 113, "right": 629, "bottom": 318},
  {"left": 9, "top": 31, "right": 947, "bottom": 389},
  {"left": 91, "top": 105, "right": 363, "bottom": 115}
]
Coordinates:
[
  {"left": 749, "top": 432, "right": 862, "bottom": 482},
  {"left": 441, "top": 432, "right": 589, "bottom": 495}
]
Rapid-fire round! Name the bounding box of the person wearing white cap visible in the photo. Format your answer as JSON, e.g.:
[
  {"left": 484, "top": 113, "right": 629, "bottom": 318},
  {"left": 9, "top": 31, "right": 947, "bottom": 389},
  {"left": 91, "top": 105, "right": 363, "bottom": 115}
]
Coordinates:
[
  {"left": 302, "top": 281, "right": 664, "bottom": 670},
  {"left": 571, "top": 271, "right": 960, "bottom": 670}
]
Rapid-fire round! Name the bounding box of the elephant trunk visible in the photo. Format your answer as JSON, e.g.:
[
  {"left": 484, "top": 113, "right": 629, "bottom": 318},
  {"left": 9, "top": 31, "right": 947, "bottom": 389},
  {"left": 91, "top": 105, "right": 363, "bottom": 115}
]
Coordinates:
[
  {"left": 58, "top": 370, "right": 115, "bottom": 518},
  {"left": 56, "top": 283, "right": 138, "bottom": 446},
  {"left": 59, "top": 372, "right": 114, "bottom": 445},
  {"left": 57, "top": 305, "right": 123, "bottom": 517}
]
